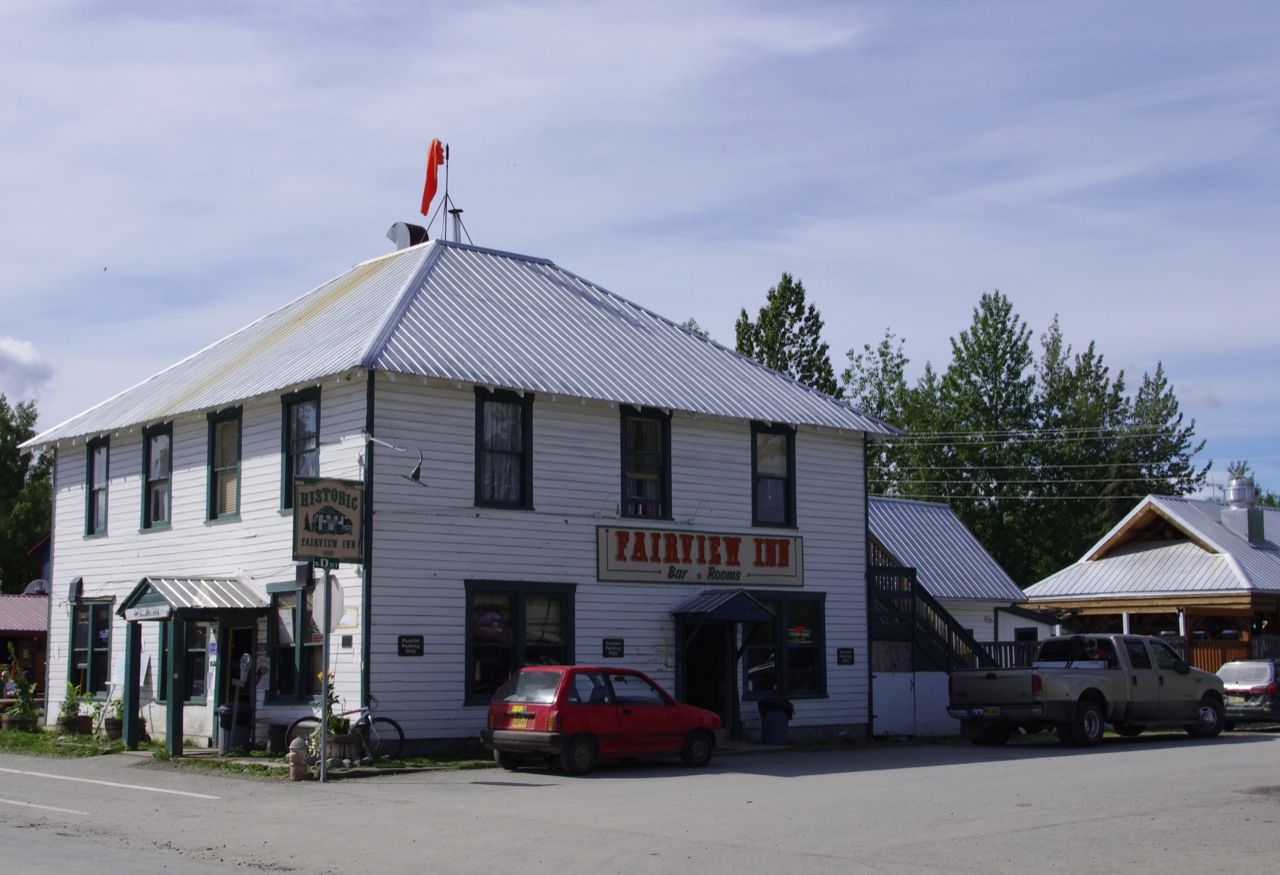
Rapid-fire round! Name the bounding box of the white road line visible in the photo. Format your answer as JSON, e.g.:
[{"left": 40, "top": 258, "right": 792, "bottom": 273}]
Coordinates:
[
  {"left": 0, "top": 797, "right": 89, "bottom": 815},
  {"left": 0, "top": 767, "right": 220, "bottom": 799}
]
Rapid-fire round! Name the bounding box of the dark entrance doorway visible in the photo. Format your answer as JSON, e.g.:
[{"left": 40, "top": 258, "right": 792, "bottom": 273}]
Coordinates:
[
  {"left": 681, "top": 620, "right": 731, "bottom": 726},
  {"left": 221, "top": 625, "right": 256, "bottom": 712}
]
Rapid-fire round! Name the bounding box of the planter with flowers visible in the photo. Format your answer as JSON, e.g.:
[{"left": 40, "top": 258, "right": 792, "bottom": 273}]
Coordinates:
[
  {"left": 1, "top": 644, "right": 39, "bottom": 731},
  {"left": 58, "top": 681, "right": 93, "bottom": 735}
]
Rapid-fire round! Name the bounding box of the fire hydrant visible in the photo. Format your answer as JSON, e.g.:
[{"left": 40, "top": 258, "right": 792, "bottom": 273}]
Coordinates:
[{"left": 286, "top": 736, "right": 309, "bottom": 781}]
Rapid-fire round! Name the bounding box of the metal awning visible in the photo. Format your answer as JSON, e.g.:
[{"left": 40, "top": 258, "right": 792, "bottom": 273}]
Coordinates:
[
  {"left": 670, "top": 589, "right": 775, "bottom": 622},
  {"left": 117, "top": 576, "right": 268, "bottom": 621}
]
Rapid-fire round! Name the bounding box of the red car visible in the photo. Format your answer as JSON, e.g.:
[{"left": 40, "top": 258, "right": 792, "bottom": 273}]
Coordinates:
[{"left": 480, "top": 665, "right": 720, "bottom": 775}]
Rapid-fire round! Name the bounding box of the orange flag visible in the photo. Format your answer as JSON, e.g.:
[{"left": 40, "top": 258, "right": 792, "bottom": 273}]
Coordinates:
[{"left": 420, "top": 139, "right": 445, "bottom": 215}]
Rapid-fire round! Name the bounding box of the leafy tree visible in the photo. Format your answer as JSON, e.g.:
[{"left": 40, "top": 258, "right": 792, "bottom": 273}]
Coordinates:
[
  {"left": 735, "top": 273, "right": 841, "bottom": 396},
  {"left": 681, "top": 318, "right": 711, "bottom": 339},
  {"left": 842, "top": 294, "right": 1209, "bottom": 587},
  {"left": 0, "top": 395, "right": 51, "bottom": 593}
]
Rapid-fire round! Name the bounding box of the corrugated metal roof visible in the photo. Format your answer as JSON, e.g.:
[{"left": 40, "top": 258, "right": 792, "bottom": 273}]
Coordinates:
[
  {"left": 0, "top": 595, "right": 48, "bottom": 634},
  {"left": 869, "top": 497, "right": 1025, "bottom": 602},
  {"left": 134, "top": 577, "right": 267, "bottom": 612},
  {"left": 670, "top": 588, "right": 775, "bottom": 621},
  {"left": 25, "top": 241, "right": 895, "bottom": 448},
  {"left": 1025, "top": 496, "right": 1280, "bottom": 601}
]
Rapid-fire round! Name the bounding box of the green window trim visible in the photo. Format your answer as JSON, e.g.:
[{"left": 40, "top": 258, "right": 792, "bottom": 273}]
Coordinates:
[
  {"left": 751, "top": 422, "right": 796, "bottom": 528},
  {"left": 620, "top": 407, "right": 671, "bottom": 520},
  {"left": 465, "top": 580, "right": 574, "bottom": 706},
  {"left": 70, "top": 600, "right": 113, "bottom": 697},
  {"left": 207, "top": 407, "right": 242, "bottom": 521},
  {"left": 85, "top": 436, "right": 109, "bottom": 537},
  {"left": 157, "top": 620, "right": 209, "bottom": 704},
  {"left": 281, "top": 388, "right": 321, "bottom": 510},
  {"left": 266, "top": 582, "right": 322, "bottom": 704},
  {"left": 743, "top": 591, "right": 826, "bottom": 699},
  {"left": 474, "top": 388, "right": 534, "bottom": 509},
  {"left": 142, "top": 424, "right": 172, "bottom": 531}
]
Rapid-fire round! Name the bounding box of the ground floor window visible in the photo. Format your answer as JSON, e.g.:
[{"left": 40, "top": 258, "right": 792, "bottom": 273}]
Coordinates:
[
  {"left": 269, "top": 589, "right": 321, "bottom": 702},
  {"left": 157, "top": 622, "right": 209, "bottom": 703},
  {"left": 70, "top": 601, "right": 112, "bottom": 697},
  {"left": 744, "top": 593, "right": 825, "bottom": 698},
  {"left": 466, "top": 581, "right": 574, "bottom": 704}
]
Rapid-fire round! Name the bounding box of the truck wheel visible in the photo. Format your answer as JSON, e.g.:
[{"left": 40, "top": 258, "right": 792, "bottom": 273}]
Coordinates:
[
  {"left": 970, "top": 726, "right": 1012, "bottom": 746},
  {"left": 1184, "top": 695, "right": 1225, "bottom": 739},
  {"left": 1062, "top": 700, "right": 1104, "bottom": 747}
]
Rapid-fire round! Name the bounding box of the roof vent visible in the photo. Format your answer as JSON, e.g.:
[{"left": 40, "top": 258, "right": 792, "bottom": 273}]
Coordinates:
[
  {"left": 387, "top": 222, "right": 429, "bottom": 251},
  {"left": 1221, "top": 477, "right": 1264, "bottom": 544}
]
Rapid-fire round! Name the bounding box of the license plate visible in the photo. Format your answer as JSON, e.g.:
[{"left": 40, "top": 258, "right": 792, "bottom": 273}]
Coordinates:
[
  {"left": 982, "top": 706, "right": 1001, "bottom": 716},
  {"left": 1225, "top": 695, "right": 1245, "bottom": 705},
  {"left": 510, "top": 716, "right": 529, "bottom": 729}
]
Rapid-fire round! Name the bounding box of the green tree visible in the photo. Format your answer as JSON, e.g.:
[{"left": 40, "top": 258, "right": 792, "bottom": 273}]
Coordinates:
[
  {"left": 735, "top": 273, "right": 840, "bottom": 396},
  {"left": 0, "top": 395, "right": 51, "bottom": 593},
  {"left": 842, "top": 293, "right": 1209, "bottom": 587}
]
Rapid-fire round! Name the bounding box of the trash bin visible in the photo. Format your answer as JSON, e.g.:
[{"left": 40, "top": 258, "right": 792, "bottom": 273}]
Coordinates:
[
  {"left": 758, "top": 695, "right": 795, "bottom": 745},
  {"left": 216, "top": 704, "right": 253, "bottom": 755}
]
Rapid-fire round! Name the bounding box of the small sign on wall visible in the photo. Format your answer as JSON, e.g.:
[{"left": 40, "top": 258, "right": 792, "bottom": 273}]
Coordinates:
[
  {"left": 397, "top": 635, "right": 424, "bottom": 657},
  {"left": 836, "top": 647, "right": 855, "bottom": 666},
  {"left": 602, "top": 638, "right": 624, "bottom": 659}
]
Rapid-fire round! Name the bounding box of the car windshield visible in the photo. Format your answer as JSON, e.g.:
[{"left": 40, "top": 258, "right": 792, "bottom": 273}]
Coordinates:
[
  {"left": 493, "top": 669, "right": 563, "bottom": 704},
  {"left": 1217, "top": 662, "right": 1274, "bottom": 686}
]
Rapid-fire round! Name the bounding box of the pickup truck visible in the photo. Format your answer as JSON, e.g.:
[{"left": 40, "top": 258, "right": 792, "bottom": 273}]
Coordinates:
[{"left": 947, "top": 634, "right": 1226, "bottom": 746}]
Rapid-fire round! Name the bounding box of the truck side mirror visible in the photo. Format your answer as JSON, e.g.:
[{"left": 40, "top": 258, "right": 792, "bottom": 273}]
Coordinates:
[{"left": 1173, "top": 659, "right": 1191, "bottom": 675}]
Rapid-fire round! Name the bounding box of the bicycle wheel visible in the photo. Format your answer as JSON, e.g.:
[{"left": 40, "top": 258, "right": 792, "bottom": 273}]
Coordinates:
[
  {"left": 362, "top": 716, "right": 404, "bottom": 761},
  {"left": 284, "top": 716, "right": 322, "bottom": 764}
]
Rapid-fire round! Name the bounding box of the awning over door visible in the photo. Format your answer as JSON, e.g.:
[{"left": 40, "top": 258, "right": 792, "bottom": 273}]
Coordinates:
[
  {"left": 117, "top": 576, "right": 268, "bottom": 621},
  {"left": 671, "top": 588, "right": 774, "bottom": 622}
]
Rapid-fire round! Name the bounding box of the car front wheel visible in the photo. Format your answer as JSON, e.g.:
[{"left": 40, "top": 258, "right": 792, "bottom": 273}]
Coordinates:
[
  {"left": 559, "top": 734, "right": 597, "bottom": 776},
  {"left": 680, "top": 730, "right": 715, "bottom": 767},
  {"left": 1185, "top": 696, "right": 1225, "bottom": 739}
]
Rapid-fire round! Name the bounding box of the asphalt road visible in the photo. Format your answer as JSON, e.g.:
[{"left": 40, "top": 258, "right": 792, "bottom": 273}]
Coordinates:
[{"left": 2, "top": 729, "right": 1277, "bottom": 873}]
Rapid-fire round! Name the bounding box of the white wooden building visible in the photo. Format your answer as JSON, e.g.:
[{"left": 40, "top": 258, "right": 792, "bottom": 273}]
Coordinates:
[{"left": 23, "top": 234, "right": 894, "bottom": 752}]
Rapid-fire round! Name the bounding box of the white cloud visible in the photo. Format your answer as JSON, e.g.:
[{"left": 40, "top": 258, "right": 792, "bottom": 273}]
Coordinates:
[{"left": 0, "top": 337, "right": 55, "bottom": 401}]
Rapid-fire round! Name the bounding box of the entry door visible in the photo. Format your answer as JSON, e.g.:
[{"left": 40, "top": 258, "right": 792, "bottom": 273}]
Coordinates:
[
  {"left": 221, "top": 625, "right": 256, "bottom": 710},
  {"left": 682, "top": 622, "right": 731, "bottom": 725}
]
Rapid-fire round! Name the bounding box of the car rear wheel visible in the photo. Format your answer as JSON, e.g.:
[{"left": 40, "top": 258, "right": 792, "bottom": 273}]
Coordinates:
[
  {"left": 1185, "top": 695, "right": 1225, "bottom": 739},
  {"left": 680, "top": 730, "right": 715, "bottom": 767},
  {"left": 1060, "top": 700, "right": 1104, "bottom": 747},
  {"left": 495, "top": 750, "right": 526, "bottom": 771},
  {"left": 559, "top": 734, "right": 597, "bottom": 775}
]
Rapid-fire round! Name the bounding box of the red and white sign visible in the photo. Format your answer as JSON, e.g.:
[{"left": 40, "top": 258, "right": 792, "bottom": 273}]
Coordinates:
[{"left": 596, "top": 526, "right": 803, "bottom": 586}]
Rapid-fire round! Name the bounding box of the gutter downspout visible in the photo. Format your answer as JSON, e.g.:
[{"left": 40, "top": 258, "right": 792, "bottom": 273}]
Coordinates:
[
  {"left": 863, "top": 432, "right": 873, "bottom": 740},
  {"left": 361, "top": 370, "right": 375, "bottom": 706}
]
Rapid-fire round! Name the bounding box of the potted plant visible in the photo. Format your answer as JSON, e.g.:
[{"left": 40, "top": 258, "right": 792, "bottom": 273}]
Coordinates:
[
  {"left": 1, "top": 645, "right": 39, "bottom": 731},
  {"left": 94, "top": 697, "right": 124, "bottom": 740},
  {"left": 103, "top": 697, "right": 124, "bottom": 740},
  {"left": 58, "top": 681, "right": 93, "bottom": 735}
]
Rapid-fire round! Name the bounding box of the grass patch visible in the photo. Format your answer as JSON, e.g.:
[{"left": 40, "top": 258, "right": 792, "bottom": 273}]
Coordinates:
[{"left": 0, "top": 725, "right": 143, "bottom": 758}]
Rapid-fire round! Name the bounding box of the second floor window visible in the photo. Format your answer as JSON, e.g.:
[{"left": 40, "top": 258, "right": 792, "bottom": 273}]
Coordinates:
[
  {"left": 621, "top": 408, "right": 670, "bottom": 519},
  {"left": 143, "top": 426, "right": 171, "bottom": 529},
  {"left": 476, "top": 389, "right": 533, "bottom": 508},
  {"left": 209, "top": 409, "right": 241, "bottom": 520},
  {"left": 282, "top": 391, "right": 320, "bottom": 509},
  {"left": 752, "top": 423, "right": 795, "bottom": 527},
  {"left": 86, "top": 438, "right": 108, "bottom": 536}
]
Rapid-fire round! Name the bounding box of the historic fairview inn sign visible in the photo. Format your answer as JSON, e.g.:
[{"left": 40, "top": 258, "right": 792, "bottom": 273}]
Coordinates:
[
  {"left": 596, "top": 526, "right": 803, "bottom": 586},
  {"left": 293, "top": 478, "right": 364, "bottom": 563}
]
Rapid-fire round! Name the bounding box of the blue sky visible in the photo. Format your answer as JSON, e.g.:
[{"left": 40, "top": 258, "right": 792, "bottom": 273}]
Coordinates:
[{"left": 2, "top": 1, "right": 1276, "bottom": 495}]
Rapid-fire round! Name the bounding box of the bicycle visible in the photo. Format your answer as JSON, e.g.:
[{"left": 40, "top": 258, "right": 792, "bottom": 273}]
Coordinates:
[{"left": 284, "top": 695, "right": 404, "bottom": 764}]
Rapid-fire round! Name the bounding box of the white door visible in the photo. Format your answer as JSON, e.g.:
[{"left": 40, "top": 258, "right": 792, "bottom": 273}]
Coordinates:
[{"left": 872, "top": 672, "right": 916, "bottom": 736}]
